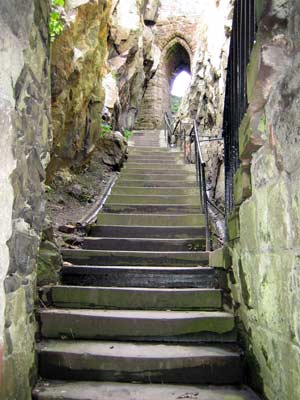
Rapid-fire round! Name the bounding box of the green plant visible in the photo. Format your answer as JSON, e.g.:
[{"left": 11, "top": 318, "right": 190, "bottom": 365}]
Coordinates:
[
  {"left": 123, "top": 129, "right": 134, "bottom": 140},
  {"left": 50, "top": 0, "right": 65, "bottom": 42},
  {"left": 171, "top": 95, "right": 182, "bottom": 114},
  {"left": 99, "top": 123, "right": 112, "bottom": 138},
  {"left": 44, "top": 184, "right": 53, "bottom": 193}
]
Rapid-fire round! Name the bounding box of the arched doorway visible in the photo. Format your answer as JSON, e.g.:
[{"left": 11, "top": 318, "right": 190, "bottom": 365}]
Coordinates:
[
  {"left": 135, "top": 37, "right": 193, "bottom": 129},
  {"left": 165, "top": 43, "right": 191, "bottom": 115}
]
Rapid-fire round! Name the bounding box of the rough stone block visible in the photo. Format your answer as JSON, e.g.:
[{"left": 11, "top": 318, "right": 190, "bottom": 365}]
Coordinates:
[
  {"left": 209, "top": 247, "right": 232, "bottom": 270},
  {"left": 234, "top": 165, "right": 252, "bottom": 206},
  {"left": 227, "top": 210, "right": 240, "bottom": 242}
]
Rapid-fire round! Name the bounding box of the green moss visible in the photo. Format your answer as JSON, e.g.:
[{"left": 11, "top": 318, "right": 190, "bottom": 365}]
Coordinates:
[
  {"left": 247, "top": 39, "right": 261, "bottom": 102},
  {"left": 227, "top": 210, "right": 240, "bottom": 241}
]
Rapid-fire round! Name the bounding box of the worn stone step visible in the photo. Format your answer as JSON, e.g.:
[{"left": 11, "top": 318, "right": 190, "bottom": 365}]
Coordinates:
[
  {"left": 61, "top": 249, "right": 209, "bottom": 267},
  {"left": 128, "top": 146, "right": 174, "bottom": 152},
  {"left": 38, "top": 340, "right": 242, "bottom": 384},
  {"left": 111, "top": 187, "right": 198, "bottom": 196},
  {"left": 122, "top": 169, "right": 196, "bottom": 178},
  {"left": 82, "top": 237, "right": 205, "bottom": 251},
  {"left": 39, "top": 309, "right": 236, "bottom": 343},
  {"left": 120, "top": 173, "right": 196, "bottom": 182},
  {"left": 46, "top": 286, "right": 222, "bottom": 310},
  {"left": 124, "top": 163, "right": 195, "bottom": 172},
  {"left": 32, "top": 381, "right": 261, "bottom": 400},
  {"left": 128, "top": 156, "right": 183, "bottom": 162},
  {"left": 89, "top": 225, "right": 206, "bottom": 238},
  {"left": 117, "top": 179, "right": 196, "bottom": 188},
  {"left": 97, "top": 213, "right": 204, "bottom": 227},
  {"left": 61, "top": 266, "right": 217, "bottom": 288},
  {"left": 126, "top": 159, "right": 185, "bottom": 165},
  {"left": 106, "top": 194, "right": 200, "bottom": 205},
  {"left": 102, "top": 204, "right": 201, "bottom": 215},
  {"left": 130, "top": 142, "right": 161, "bottom": 146}
]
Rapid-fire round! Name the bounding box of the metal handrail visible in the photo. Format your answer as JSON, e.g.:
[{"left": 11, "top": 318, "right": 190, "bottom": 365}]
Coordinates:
[
  {"left": 164, "top": 113, "right": 225, "bottom": 251},
  {"left": 190, "top": 121, "right": 210, "bottom": 251},
  {"left": 164, "top": 112, "right": 183, "bottom": 148}
]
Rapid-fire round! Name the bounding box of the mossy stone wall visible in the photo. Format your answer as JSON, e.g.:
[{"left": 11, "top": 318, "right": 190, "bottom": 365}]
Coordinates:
[{"left": 227, "top": 1, "right": 300, "bottom": 398}]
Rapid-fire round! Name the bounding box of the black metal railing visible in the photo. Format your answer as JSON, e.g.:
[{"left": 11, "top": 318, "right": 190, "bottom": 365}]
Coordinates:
[
  {"left": 164, "top": 113, "right": 225, "bottom": 251},
  {"left": 164, "top": 113, "right": 184, "bottom": 148},
  {"left": 223, "top": 0, "right": 257, "bottom": 214}
]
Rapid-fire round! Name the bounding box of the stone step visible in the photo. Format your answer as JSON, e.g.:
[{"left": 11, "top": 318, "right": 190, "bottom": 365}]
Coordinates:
[
  {"left": 39, "top": 309, "right": 236, "bottom": 343},
  {"left": 32, "top": 381, "right": 261, "bottom": 400},
  {"left": 128, "top": 146, "right": 179, "bottom": 151},
  {"left": 102, "top": 204, "right": 201, "bottom": 215},
  {"left": 111, "top": 187, "right": 198, "bottom": 196},
  {"left": 89, "top": 225, "right": 206, "bottom": 238},
  {"left": 119, "top": 173, "right": 196, "bottom": 182},
  {"left": 126, "top": 159, "right": 185, "bottom": 165},
  {"left": 128, "top": 156, "right": 183, "bottom": 162},
  {"left": 45, "top": 286, "right": 222, "bottom": 310},
  {"left": 61, "top": 249, "right": 209, "bottom": 267},
  {"left": 82, "top": 237, "right": 205, "bottom": 251},
  {"left": 97, "top": 213, "right": 204, "bottom": 227},
  {"left": 128, "top": 146, "right": 173, "bottom": 152},
  {"left": 124, "top": 163, "right": 195, "bottom": 172},
  {"left": 122, "top": 168, "right": 196, "bottom": 177},
  {"left": 37, "top": 340, "right": 243, "bottom": 384},
  {"left": 61, "top": 266, "right": 217, "bottom": 288},
  {"left": 116, "top": 179, "right": 196, "bottom": 188},
  {"left": 106, "top": 194, "right": 200, "bottom": 205}
]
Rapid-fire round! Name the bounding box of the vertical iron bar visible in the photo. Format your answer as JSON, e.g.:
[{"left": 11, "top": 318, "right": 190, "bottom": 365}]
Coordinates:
[{"left": 201, "top": 163, "right": 210, "bottom": 251}]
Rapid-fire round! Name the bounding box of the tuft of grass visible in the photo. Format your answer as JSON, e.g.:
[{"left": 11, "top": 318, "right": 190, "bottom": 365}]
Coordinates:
[
  {"left": 99, "top": 123, "right": 112, "bottom": 138},
  {"left": 123, "top": 129, "right": 134, "bottom": 140}
]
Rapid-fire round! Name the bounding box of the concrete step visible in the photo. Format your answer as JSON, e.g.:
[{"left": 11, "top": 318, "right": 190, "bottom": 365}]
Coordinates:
[
  {"left": 32, "top": 381, "right": 261, "bottom": 400},
  {"left": 106, "top": 194, "right": 200, "bottom": 205},
  {"left": 61, "top": 249, "right": 209, "bottom": 267},
  {"left": 46, "top": 286, "right": 222, "bottom": 310},
  {"left": 96, "top": 213, "right": 204, "bottom": 227},
  {"left": 111, "top": 187, "right": 198, "bottom": 196},
  {"left": 38, "top": 340, "right": 243, "bottom": 384},
  {"left": 119, "top": 173, "right": 196, "bottom": 182},
  {"left": 89, "top": 225, "right": 206, "bottom": 238},
  {"left": 39, "top": 309, "right": 236, "bottom": 343},
  {"left": 102, "top": 204, "right": 201, "bottom": 215},
  {"left": 61, "top": 266, "right": 217, "bottom": 288},
  {"left": 82, "top": 237, "right": 205, "bottom": 251}
]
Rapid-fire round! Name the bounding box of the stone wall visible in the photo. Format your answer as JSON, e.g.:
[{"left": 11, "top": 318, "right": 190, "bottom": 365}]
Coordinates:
[
  {"left": 0, "top": 1, "right": 51, "bottom": 399},
  {"left": 179, "top": 0, "right": 233, "bottom": 202},
  {"left": 135, "top": 0, "right": 233, "bottom": 131},
  {"left": 226, "top": 1, "right": 300, "bottom": 399},
  {"left": 47, "top": 0, "right": 160, "bottom": 180},
  {"left": 46, "top": 0, "right": 114, "bottom": 180},
  {"left": 107, "top": 0, "right": 160, "bottom": 131}
]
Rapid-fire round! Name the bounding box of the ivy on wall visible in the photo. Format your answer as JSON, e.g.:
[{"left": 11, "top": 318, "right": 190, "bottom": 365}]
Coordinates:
[{"left": 50, "top": 0, "right": 65, "bottom": 42}]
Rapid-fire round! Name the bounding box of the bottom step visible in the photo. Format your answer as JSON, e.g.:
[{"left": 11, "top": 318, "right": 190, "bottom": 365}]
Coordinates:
[
  {"left": 33, "top": 381, "right": 261, "bottom": 400},
  {"left": 38, "top": 341, "right": 242, "bottom": 384}
]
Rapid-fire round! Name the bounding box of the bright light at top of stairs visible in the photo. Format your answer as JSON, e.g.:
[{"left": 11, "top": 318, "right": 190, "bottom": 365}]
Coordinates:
[{"left": 171, "top": 71, "right": 191, "bottom": 97}]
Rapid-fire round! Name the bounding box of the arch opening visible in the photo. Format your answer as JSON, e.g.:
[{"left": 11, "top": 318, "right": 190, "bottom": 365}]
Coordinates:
[{"left": 164, "top": 42, "right": 191, "bottom": 115}]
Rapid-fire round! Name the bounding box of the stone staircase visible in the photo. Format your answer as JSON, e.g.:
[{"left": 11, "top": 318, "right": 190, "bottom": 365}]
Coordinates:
[{"left": 33, "top": 131, "right": 259, "bottom": 399}]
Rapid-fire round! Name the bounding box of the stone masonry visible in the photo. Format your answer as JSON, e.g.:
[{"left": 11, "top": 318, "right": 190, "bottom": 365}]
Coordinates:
[
  {"left": 0, "top": 1, "right": 51, "bottom": 399},
  {"left": 135, "top": 0, "right": 233, "bottom": 130},
  {"left": 225, "top": 1, "right": 300, "bottom": 399}
]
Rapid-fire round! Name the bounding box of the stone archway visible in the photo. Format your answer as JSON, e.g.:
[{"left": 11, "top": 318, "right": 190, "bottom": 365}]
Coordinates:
[
  {"left": 135, "top": 36, "right": 193, "bottom": 130},
  {"left": 163, "top": 38, "right": 192, "bottom": 114}
]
